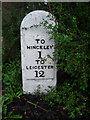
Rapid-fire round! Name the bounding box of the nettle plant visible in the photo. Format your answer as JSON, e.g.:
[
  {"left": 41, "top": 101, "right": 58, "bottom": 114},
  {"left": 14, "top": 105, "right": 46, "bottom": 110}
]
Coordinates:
[{"left": 41, "top": 12, "right": 89, "bottom": 118}]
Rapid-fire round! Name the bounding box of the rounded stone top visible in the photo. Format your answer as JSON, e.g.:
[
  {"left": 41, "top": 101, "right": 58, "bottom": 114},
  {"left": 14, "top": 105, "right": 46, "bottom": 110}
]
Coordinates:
[{"left": 21, "top": 10, "right": 55, "bottom": 29}]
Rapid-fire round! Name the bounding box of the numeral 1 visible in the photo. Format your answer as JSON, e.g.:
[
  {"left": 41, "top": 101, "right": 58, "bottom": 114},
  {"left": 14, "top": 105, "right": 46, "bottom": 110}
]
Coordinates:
[{"left": 38, "top": 51, "right": 41, "bottom": 58}]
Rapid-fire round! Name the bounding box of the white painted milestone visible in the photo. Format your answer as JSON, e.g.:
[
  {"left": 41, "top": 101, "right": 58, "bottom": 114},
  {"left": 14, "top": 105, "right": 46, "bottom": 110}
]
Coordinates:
[{"left": 20, "top": 10, "right": 57, "bottom": 93}]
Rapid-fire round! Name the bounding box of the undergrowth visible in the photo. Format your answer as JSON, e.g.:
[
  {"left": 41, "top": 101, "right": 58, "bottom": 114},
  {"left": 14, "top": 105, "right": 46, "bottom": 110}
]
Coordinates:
[
  {"left": 2, "top": 3, "right": 89, "bottom": 119},
  {"left": 44, "top": 83, "right": 88, "bottom": 119},
  {"left": 2, "top": 56, "right": 23, "bottom": 119},
  {"left": 2, "top": 54, "right": 89, "bottom": 119}
]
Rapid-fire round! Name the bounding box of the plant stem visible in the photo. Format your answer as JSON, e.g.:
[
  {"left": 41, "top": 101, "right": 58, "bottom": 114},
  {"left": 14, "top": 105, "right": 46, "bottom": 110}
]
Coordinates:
[{"left": 23, "top": 98, "right": 48, "bottom": 113}]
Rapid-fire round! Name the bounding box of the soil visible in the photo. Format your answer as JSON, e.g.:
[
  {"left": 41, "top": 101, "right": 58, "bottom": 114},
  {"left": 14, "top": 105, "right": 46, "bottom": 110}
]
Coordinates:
[{"left": 3, "top": 94, "right": 90, "bottom": 120}]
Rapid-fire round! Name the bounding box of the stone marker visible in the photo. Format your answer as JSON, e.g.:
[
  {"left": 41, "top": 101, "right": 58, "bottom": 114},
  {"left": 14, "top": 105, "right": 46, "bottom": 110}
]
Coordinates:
[{"left": 20, "top": 10, "right": 57, "bottom": 94}]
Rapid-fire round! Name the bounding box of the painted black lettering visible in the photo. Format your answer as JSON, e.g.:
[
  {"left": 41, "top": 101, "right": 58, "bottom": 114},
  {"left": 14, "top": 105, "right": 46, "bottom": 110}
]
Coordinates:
[
  {"left": 40, "top": 46, "right": 43, "bottom": 49},
  {"left": 51, "top": 66, "right": 53, "bottom": 69},
  {"left": 35, "top": 60, "right": 40, "bottom": 64},
  {"left": 35, "top": 39, "right": 40, "bottom": 44},
  {"left": 35, "top": 71, "right": 38, "bottom": 77},
  {"left": 27, "top": 46, "right": 30, "bottom": 49},
  {"left": 40, "top": 60, "right": 45, "bottom": 64},
  {"left": 36, "top": 46, "right": 39, "bottom": 49},
  {"left": 30, "top": 66, "right": 32, "bottom": 69},
  {"left": 41, "top": 39, "right": 45, "bottom": 44},
  {"left": 47, "top": 46, "right": 49, "bottom": 49},
  {"left": 26, "top": 66, "right": 28, "bottom": 69},
  {"left": 50, "top": 45, "right": 53, "bottom": 49},
  {"left": 35, "top": 71, "right": 45, "bottom": 77},
  {"left": 34, "top": 66, "right": 37, "bottom": 69},
  {"left": 41, "top": 66, "right": 44, "bottom": 69},
  {"left": 38, "top": 66, "right": 40, "bottom": 69},
  {"left": 39, "top": 71, "right": 45, "bottom": 77},
  {"left": 44, "top": 66, "right": 47, "bottom": 69},
  {"left": 38, "top": 51, "right": 42, "bottom": 59},
  {"left": 33, "top": 46, "right": 36, "bottom": 49}
]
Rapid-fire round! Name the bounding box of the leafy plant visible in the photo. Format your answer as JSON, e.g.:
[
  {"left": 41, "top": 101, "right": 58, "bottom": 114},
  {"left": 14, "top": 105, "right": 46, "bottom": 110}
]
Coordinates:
[
  {"left": 2, "top": 55, "right": 23, "bottom": 118},
  {"left": 42, "top": 2, "right": 89, "bottom": 119},
  {"left": 4, "top": 111, "right": 22, "bottom": 119},
  {"left": 2, "top": 2, "right": 89, "bottom": 119},
  {"left": 44, "top": 82, "right": 88, "bottom": 118}
]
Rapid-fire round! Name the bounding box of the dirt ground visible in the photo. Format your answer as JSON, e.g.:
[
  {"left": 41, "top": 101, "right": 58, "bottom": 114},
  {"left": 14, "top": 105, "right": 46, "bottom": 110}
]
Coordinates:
[{"left": 3, "top": 94, "right": 89, "bottom": 120}]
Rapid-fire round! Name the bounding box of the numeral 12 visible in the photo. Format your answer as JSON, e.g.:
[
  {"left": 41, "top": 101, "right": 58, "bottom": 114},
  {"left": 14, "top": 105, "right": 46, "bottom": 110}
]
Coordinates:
[{"left": 35, "top": 71, "right": 45, "bottom": 77}]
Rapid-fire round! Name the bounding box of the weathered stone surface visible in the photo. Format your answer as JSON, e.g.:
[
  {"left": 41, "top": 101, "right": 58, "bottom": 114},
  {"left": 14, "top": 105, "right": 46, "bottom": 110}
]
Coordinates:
[{"left": 20, "top": 10, "right": 57, "bottom": 93}]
